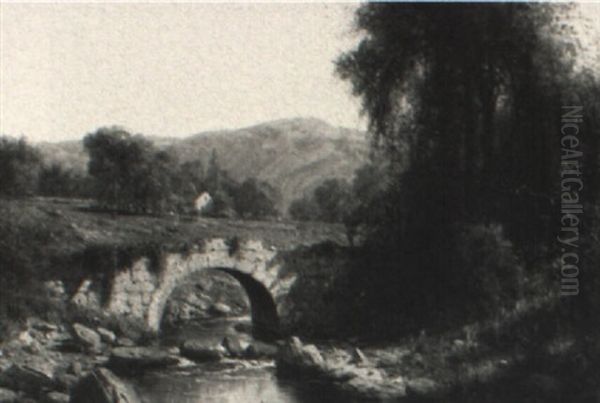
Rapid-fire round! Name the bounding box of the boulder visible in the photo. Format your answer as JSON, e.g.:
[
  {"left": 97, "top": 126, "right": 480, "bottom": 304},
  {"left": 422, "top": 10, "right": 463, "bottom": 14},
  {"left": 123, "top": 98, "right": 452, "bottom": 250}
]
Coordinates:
[
  {"left": 180, "top": 341, "right": 223, "bottom": 362},
  {"left": 45, "top": 391, "right": 70, "bottom": 403},
  {"left": 96, "top": 328, "right": 116, "bottom": 345},
  {"left": 221, "top": 337, "right": 248, "bottom": 358},
  {"left": 208, "top": 303, "right": 231, "bottom": 317},
  {"left": 343, "top": 368, "right": 385, "bottom": 392},
  {"left": 349, "top": 347, "right": 370, "bottom": 366},
  {"left": 0, "top": 387, "right": 17, "bottom": 403},
  {"left": 69, "top": 368, "right": 141, "bottom": 403},
  {"left": 233, "top": 322, "right": 253, "bottom": 335},
  {"left": 29, "top": 319, "right": 59, "bottom": 334},
  {"left": 344, "top": 373, "right": 406, "bottom": 401},
  {"left": 71, "top": 324, "right": 102, "bottom": 352},
  {"left": 54, "top": 372, "right": 79, "bottom": 393},
  {"left": 16, "top": 331, "right": 42, "bottom": 353},
  {"left": 115, "top": 338, "right": 135, "bottom": 348},
  {"left": 107, "top": 347, "right": 179, "bottom": 375},
  {"left": 244, "top": 341, "right": 278, "bottom": 359},
  {"left": 405, "top": 377, "right": 441, "bottom": 399},
  {"left": 69, "top": 362, "right": 83, "bottom": 377},
  {"left": 43, "top": 280, "right": 67, "bottom": 302},
  {"left": 277, "top": 337, "right": 324, "bottom": 375},
  {"left": 0, "top": 363, "right": 56, "bottom": 396}
]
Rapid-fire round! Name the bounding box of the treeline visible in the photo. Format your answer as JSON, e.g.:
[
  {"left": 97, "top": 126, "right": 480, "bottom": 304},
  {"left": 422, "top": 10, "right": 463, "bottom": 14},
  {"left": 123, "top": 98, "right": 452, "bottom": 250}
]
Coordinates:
[
  {"left": 0, "top": 128, "right": 279, "bottom": 220},
  {"left": 288, "top": 164, "right": 389, "bottom": 244},
  {"left": 83, "top": 127, "right": 278, "bottom": 218},
  {"left": 0, "top": 136, "right": 90, "bottom": 198}
]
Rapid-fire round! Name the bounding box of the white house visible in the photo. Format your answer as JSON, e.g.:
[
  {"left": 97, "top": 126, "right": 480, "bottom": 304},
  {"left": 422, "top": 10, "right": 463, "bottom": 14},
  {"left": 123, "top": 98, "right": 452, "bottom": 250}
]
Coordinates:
[{"left": 194, "top": 192, "right": 213, "bottom": 214}]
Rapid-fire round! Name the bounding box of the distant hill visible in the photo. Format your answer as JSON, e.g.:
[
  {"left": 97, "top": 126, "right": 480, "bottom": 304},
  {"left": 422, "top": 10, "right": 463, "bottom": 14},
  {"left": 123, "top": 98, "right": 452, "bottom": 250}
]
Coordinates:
[{"left": 37, "top": 117, "right": 369, "bottom": 214}]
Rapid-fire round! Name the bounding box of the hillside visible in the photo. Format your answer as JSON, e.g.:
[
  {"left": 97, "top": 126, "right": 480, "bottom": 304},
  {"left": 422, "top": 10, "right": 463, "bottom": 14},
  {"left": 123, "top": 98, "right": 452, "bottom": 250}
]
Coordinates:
[{"left": 37, "top": 118, "right": 369, "bottom": 214}]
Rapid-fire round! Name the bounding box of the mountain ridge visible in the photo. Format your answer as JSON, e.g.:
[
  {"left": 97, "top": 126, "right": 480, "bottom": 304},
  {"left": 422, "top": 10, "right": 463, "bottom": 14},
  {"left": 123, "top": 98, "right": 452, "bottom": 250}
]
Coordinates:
[{"left": 37, "top": 117, "right": 369, "bottom": 214}]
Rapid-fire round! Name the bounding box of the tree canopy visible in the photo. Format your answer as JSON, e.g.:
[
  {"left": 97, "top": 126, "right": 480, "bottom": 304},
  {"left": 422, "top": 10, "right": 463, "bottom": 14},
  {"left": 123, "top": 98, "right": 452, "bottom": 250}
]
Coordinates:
[
  {"left": 334, "top": 2, "right": 600, "bottom": 326},
  {"left": 83, "top": 128, "right": 279, "bottom": 219},
  {"left": 0, "top": 136, "right": 42, "bottom": 197},
  {"left": 337, "top": 2, "right": 598, "bottom": 253}
]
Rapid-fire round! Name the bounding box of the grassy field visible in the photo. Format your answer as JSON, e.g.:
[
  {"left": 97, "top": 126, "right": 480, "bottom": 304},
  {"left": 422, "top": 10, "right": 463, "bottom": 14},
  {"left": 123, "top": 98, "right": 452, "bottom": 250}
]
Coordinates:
[{"left": 0, "top": 197, "right": 346, "bottom": 255}]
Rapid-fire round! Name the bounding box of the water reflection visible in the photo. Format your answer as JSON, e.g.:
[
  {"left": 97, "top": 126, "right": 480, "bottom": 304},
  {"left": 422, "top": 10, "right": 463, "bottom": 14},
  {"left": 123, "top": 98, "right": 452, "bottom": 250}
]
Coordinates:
[
  {"left": 137, "top": 318, "right": 353, "bottom": 403},
  {"left": 134, "top": 365, "right": 349, "bottom": 403}
]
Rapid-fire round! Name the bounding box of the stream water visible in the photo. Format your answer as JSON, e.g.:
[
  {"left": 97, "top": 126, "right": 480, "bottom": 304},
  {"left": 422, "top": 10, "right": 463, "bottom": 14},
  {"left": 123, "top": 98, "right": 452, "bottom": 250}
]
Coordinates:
[{"left": 132, "top": 318, "right": 352, "bottom": 403}]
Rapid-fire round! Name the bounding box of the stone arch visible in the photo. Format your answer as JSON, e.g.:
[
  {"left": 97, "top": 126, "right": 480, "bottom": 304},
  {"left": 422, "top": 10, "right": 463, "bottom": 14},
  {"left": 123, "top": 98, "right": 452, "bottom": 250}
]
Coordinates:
[
  {"left": 213, "top": 268, "right": 280, "bottom": 340},
  {"left": 142, "top": 239, "right": 290, "bottom": 341},
  {"left": 165, "top": 267, "right": 280, "bottom": 340}
]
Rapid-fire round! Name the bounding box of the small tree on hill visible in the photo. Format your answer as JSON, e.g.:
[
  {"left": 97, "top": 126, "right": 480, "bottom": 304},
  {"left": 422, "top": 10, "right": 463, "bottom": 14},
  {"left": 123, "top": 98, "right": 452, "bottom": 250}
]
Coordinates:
[
  {"left": 313, "top": 178, "right": 351, "bottom": 223},
  {"left": 83, "top": 127, "right": 177, "bottom": 213},
  {"left": 232, "top": 178, "right": 278, "bottom": 219},
  {"left": 289, "top": 195, "right": 319, "bottom": 221}
]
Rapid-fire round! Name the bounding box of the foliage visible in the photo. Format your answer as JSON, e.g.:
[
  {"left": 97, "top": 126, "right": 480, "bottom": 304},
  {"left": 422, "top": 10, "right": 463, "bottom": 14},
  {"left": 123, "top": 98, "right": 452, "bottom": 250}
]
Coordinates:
[
  {"left": 313, "top": 179, "right": 351, "bottom": 223},
  {"left": 344, "top": 223, "right": 522, "bottom": 333},
  {"left": 0, "top": 202, "right": 54, "bottom": 339},
  {"left": 38, "top": 163, "right": 91, "bottom": 198},
  {"left": 288, "top": 178, "right": 351, "bottom": 223},
  {"left": 200, "top": 150, "right": 237, "bottom": 217},
  {"left": 288, "top": 164, "right": 395, "bottom": 245},
  {"left": 175, "top": 159, "right": 205, "bottom": 204},
  {"left": 334, "top": 3, "right": 600, "bottom": 326},
  {"left": 83, "top": 132, "right": 279, "bottom": 219},
  {"left": 342, "top": 162, "right": 393, "bottom": 243},
  {"left": 84, "top": 127, "right": 172, "bottom": 213},
  {"left": 447, "top": 224, "right": 523, "bottom": 316},
  {"left": 0, "top": 136, "right": 92, "bottom": 199},
  {"left": 289, "top": 195, "right": 319, "bottom": 222},
  {"left": 336, "top": 3, "right": 599, "bottom": 254},
  {"left": 0, "top": 136, "right": 42, "bottom": 197},
  {"left": 231, "top": 178, "right": 278, "bottom": 219},
  {"left": 191, "top": 149, "right": 279, "bottom": 219}
]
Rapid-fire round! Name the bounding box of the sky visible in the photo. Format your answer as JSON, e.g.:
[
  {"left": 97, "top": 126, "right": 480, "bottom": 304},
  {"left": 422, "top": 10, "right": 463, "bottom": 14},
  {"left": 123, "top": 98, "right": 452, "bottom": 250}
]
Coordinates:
[
  {"left": 1, "top": 2, "right": 599, "bottom": 143},
  {"left": 0, "top": 3, "right": 364, "bottom": 142}
]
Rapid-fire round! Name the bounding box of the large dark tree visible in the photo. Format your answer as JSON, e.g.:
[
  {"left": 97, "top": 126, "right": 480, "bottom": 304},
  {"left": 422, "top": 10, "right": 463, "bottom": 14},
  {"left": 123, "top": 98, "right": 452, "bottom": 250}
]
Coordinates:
[
  {"left": 335, "top": 3, "right": 600, "bottom": 327},
  {"left": 336, "top": 3, "right": 595, "bottom": 255}
]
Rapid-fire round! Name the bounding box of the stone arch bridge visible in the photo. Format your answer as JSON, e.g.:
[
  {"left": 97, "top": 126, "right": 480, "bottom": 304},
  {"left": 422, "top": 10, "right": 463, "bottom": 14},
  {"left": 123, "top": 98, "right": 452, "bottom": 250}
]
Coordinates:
[{"left": 72, "top": 235, "right": 348, "bottom": 340}]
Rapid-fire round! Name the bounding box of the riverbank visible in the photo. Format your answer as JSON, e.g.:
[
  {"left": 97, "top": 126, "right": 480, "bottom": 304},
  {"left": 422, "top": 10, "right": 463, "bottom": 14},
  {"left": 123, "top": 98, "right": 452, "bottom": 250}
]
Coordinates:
[
  {"left": 276, "top": 294, "right": 600, "bottom": 403},
  {"left": 1, "top": 299, "right": 598, "bottom": 403},
  {"left": 0, "top": 315, "right": 280, "bottom": 402}
]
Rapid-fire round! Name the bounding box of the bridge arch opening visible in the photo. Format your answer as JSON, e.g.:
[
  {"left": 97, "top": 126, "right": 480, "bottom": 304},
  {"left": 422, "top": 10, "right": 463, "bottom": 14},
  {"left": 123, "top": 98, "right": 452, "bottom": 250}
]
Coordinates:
[{"left": 155, "top": 267, "right": 281, "bottom": 341}]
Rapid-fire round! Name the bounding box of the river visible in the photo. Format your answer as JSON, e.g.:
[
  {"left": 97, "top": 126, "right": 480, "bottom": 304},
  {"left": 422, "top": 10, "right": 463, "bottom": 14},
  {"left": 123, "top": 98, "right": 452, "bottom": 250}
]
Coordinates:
[{"left": 132, "top": 318, "right": 353, "bottom": 403}]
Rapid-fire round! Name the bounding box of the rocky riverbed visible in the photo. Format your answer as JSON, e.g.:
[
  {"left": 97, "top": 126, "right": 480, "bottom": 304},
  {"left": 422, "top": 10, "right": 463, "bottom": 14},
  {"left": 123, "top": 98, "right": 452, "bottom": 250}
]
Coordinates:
[
  {"left": 0, "top": 316, "right": 281, "bottom": 403},
  {"left": 0, "top": 315, "right": 444, "bottom": 403},
  {"left": 0, "top": 307, "right": 574, "bottom": 403}
]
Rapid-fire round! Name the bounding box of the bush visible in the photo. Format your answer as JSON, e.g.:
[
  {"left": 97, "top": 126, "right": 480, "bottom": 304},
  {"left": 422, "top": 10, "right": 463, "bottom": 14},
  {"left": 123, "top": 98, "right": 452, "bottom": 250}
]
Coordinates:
[
  {"left": 344, "top": 222, "right": 523, "bottom": 336},
  {"left": 447, "top": 223, "right": 523, "bottom": 317},
  {"left": 289, "top": 195, "right": 318, "bottom": 221},
  {"left": 288, "top": 178, "right": 351, "bottom": 222}
]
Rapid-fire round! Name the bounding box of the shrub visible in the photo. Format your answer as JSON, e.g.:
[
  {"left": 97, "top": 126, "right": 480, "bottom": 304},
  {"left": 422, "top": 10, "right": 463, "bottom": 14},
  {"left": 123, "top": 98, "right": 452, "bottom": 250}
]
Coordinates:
[
  {"left": 447, "top": 223, "right": 523, "bottom": 318},
  {"left": 342, "top": 222, "right": 523, "bottom": 336}
]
